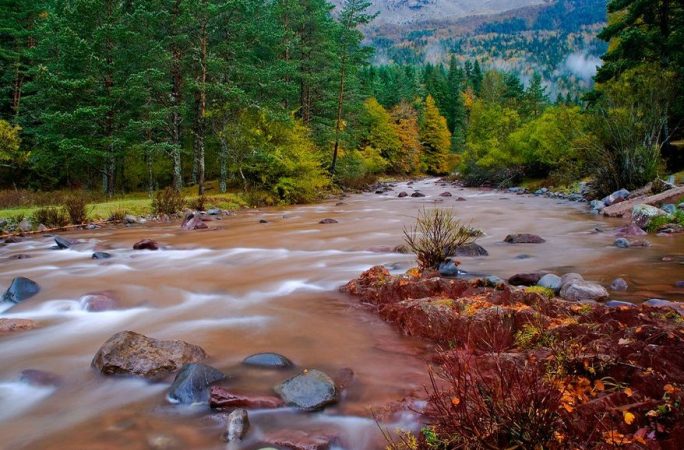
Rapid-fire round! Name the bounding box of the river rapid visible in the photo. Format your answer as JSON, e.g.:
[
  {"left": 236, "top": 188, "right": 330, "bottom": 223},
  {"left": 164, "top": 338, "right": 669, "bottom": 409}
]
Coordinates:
[{"left": 1, "top": 178, "right": 682, "bottom": 450}]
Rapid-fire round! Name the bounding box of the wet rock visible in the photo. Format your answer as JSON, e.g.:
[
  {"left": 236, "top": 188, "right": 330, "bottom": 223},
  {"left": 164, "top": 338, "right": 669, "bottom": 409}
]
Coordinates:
[
  {"left": 263, "top": 430, "right": 337, "bottom": 450},
  {"left": 630, "top": 239, "right": 651, "bottom": 247},
  {"left": 560, "top": 281, "right": 609, "bottom": 302},
  {"left": 259, "top": 219, "right": 269, "bottom": 224},
  {"left": 2, "top": 277, "right": 40, "bottom": 305},
  {"left": 601, "top": 188, "right": 630, "bottom": 207},
  {"left": 92, "top": 251, "right": 112, "bottom": 260},
  {"left": 614, "top": 238, "right": 630, "bottom": 248},
  {"left": 508, "top": 273, "right": 543, "bottom": 286},
  {"left": 0, "top": 318, "right": 38, "bottom": 332},
  {"left": 410, "top": 192, "right": 425, "bottom": 198},
  {"left": 438, "top": 259, "right": 459, "bottom": 277},
  {"left": 450, "top": 243, "right": 488, "bottom": 257},
  {"left": 631, "top": 204, "right": 667, "bottom": 228},
  {"left": 335, "top": 202, "right": 346, "bottom": 206},
  {"left": 393, "top": 244, "right": 410, "bottom": 254},
  {"left": 675, "top": 281, "right": 684, "bottom": 288},
  {"left": 504, "top": 233, "right": 545, "bottom": 244},
  {"left": 605, "top": 300, "right": 635, "bottom": 308},
  {"left": 274, "top": 369, "right": 337, "bottom": 411},
  {"left": 19, "top": 369, "right": 61, "bottom": 387},
  {"left": 8, "top": 254, "right": 31, "bottom": 260},
  {"left": 224, "top": 408, "right": 250, "bottom": 442},
  {"left": 662, "top": 204, "right": 677, "bottom": 215},
  {"left": 560, "top": 273, "right": 584, "bottom": 288},
  {"left": 79, "top": 292, "right": 118, "bottom": 312},
  {"left": 515, "top": 254, "right": 531, "bottom": 260},
  {"left": 207, "top": 208, "right": 221, "bottom": 216},
  {"left": 54, "top": 236, "right": 72, "bottom": 249},
  {"left": 332, "top": 368, "right": 354, "bottom": 391},
  {"left": 91, "top": 331, "right": 207, "bottom": 380},
  {"left": 124, "top": 215, "right": 139, "bottom": 224},
  {"left": 181, "top": 213, "right": 208, "bottom": 231},
  {"left": 610, "top": 278, "right": 628, "bottom": 291},
  {"left": 319, "top": 218, "right": 338, "bottom": 224},
  {"left": 37, "top": 224, "right": 48, "bottom": 232},
  {"left": 243, "top": 352, "right": 293, "bottom": 369},
  {"left": 590, "top": 200, "right": 605, "bottom": 211},
  {"left": 455, "top": 196, "right": 467, "bottom": 201},
  {"left": 210, "top": 386, "right": 284, "bottom": 410},
  {"left": 167, "top": 363, "right": 226, "bottom": 404},
  {"left": 537, "top": 274, "right": 562, "bottom": 292},
  {"left": 439, "top": 192, "right": 452, "bottom": 197},
  {"left": 397, "top": 192, "right": 408, "bottom": 198},
  {"left": 133, "top": 239, "right": 159, "bottom": 250},
  {"left": 3, "top": 236, "right": 21, "bottom": 244},
  {"left": 615, "top": 223, "right": 647, "bottom": 237}
]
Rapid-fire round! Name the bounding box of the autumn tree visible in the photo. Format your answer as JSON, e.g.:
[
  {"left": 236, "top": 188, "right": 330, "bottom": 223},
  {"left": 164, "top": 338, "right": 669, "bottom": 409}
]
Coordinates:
[{"left": 420, "top": 95, "right": 452, "bottom": 175}]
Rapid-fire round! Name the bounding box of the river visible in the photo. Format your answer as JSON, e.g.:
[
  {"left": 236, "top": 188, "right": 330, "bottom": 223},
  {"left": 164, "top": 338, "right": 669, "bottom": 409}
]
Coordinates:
[{"left": 1, "top": 178, "right": 682, "bottom": 449}]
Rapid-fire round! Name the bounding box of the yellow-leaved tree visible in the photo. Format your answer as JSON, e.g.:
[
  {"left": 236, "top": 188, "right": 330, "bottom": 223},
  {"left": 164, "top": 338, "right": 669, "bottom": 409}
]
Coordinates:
[{"left": 420, "top": 96, "right": 451, "bottom": 175}]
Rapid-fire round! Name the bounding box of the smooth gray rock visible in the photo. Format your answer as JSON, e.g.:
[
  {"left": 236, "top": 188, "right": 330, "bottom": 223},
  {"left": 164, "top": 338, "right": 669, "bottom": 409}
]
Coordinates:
[
  {"left": 631, "top": 204, "right": 667, "bottom": 228},
  {"left": 504, "top": 234, "right": 545, "bottom": 244},
  {"left": 274, "top": 369, "right": 337, "bottom": 411},
  {"left": 662, "top": 204, "right": 677, "bottom": 215},
  {"left": 92, "top": 252, "right": 112, "bottom": 260},
  {"left": 438, "top": 259, "right": 459, "bottom": 277},
  {"left": 225, "top": 409, "right": 250, "bottom": 442},
  {"left": 166, "top": 363, "right": 226, "bottom": 404},
  {"left": 601, "top": 188, "right": 630, "bottom": 207},
  {"left": 560, "top": 273, "right": 584, "bottom": 288},
  {"left": 614, "top": 238, "right": 630, "bottom": 248},
  {"left": 610, "top": 278, "right": 628, "bottom": 291},
  {"left": 243, "top": 352, "right": 293, "bottom": 369},
  {"left": 54, "top": 236, "right": 72, "bottom": 249},
  {"left": 537, "top": 274, "right": 562, "bottom": 292},
  {"left": 560, "top": 281, "right": 609, "bottom": 302},
  {"left": 450, "top": 243, "right": 488, "bottom": 257},
  {"left": 605, "top": 300, "right": 635, "bottom": 308}
]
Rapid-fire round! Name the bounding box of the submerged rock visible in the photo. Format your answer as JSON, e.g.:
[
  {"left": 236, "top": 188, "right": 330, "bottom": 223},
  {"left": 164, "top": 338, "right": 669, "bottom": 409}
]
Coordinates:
[
  {"left": 0, "top": 318, "right": 38, "bottom": 332},
  {"left": 263, "top": 430, "right": 337, "bottom": 450},
  {"left": 91, "top": 330, "right": 207, "bottom": 380},
  {"left": 243, "top": 352, "right": 293, "bottom": 369},
  {"left": 615, "top": 223, "right": 647, "bottom": 237},
  {"left": 79, "top": 292, "right": 118, "bottom": 312},
  {"left": 398, "top": 192, "right": 408, "bottom": 198},
  {"left": 504, "top": 233, "right": 545, "bottom": 244},
  {"left": 210, "top": 386, "right": 284, "bottom": 410},
  {"left": 410, "top": 192, "right": 426, "bottom": 198},
  {"left": 614, "top": 238, "right": 630, "bottom": 248},
  {"left": 319, "top": 218, "right": 338, "bottom": 224},
  {"left": 439, "top": 192, "right": 452, "bottom": 197},
  {"left": 19, "top": 369, "right": 62, "bottom": 387},
  {"left": 1, "top": 277, "right": 40, "bottom": 305},
  {"left": 610, "top": 278, "right": 629, "bottom": 292},
  {"left": 167, "top": 363, "right": 226, "bottom": 404},
  {"left": 92, "top": 251, "right": 112, "bottom": 260},
  {"left": 274, "top": 369, "right": 337, "bottom": 411},
  {"left": 133, "top": 239, "right": 159, "bottom": 250},
  {"left": 224, "top": 408, "right": 250, "bottom": 442},
  {"left": 560, "top": 281, "right": 609, "bottom": 302}
]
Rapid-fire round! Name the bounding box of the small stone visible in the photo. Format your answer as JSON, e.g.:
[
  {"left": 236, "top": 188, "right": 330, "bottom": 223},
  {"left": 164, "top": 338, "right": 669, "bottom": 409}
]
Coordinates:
[
  {"left": 37, "top": 224, "right": 48, "bottom": 232},
  {"left": 124, "top": 215, "right": 139, "bottom": 224},
  {"left": 319, "top": 218, "right": 338, "bottom": 224},
  {"left": 274, "top": 369, "right": 337, "bottom": 411},
  {"left": 0, "top": 318, "right": 38, "bottom": 332},
  {"left": 560, "top": 273, "right": 584, "bottom": 288},
  {"left": 259, "top": 219, "right": 269, "bottom": 224},
  {"left": 225, "top": 409, "right": 250, "bottom": 442},
  {"left": 508, "top": 273, "right": 543, "bottom": 286},
  {"left": 18, "top": 219, "right": 32, "bottom": 233},
  {"left": 631, "top": 204, "right": 667, "bottom": 228},
  {"left": 484, "top": 276, "right": 505, "bottom": 288},
  {"left": 92, "top": 252, "right": 112, "bottom": 260},
  {"left": 662, "top": 204, "right": 677, "bottom": 215},
  {"left": 398, "top": 192, "right": 408, "bottom": 198},
  {"left": 438, "top": 259, "right": 459, "bottom": 277},
  {"left": 455, "top": 197, "right": 467, "bottom": 201},
  {"left": 439, "top": 192, "right": 452, "bottom": 197},
  {"left": 451, "top": 243, "right": 488, "bottom": 257},
  {"left": 675, "top": 281, "right": 684, "bottom": 288},
  {"left": 605, "top": 300, "right": 635, "bottom": 308},
  {"left": 560, "top": 281, "right": 609, "bottom": 302},
  {"left": 610, "top": 278, "right": 628, "bottom": 291},
  {"left": 167, "top": 363, "right": 226, "bottom": 404},
  {"left": 243, "top": 352, "right": 293, "bottom": 369},
  {"left": 20, "top": 369, "right": 62, "bottom": 387},
  {"left": 410, "top": 192, "right": 426, "bottom": 198},
  {"left": 615, "top": 223, "right": 647, "bottom": 237},
  {"left": 504, "top": 234, "right": 545, "bottom": 244},
  {"left": 80, "top": 292, "right": 118, "bottom": 312},
  {"left": 207, "top": 208, "right": 221, "bottom": 216},
  {"left": 614, "top": 238, "right": 630, "bottom": 248},
  {"left": 210, "top": 386, "right": 284, "bottom": 410}
]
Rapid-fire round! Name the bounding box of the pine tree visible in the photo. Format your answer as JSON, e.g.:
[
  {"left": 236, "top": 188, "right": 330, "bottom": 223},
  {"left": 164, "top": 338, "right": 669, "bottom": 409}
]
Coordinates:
[
  {"left": 420, "top": 95, "right": 451, "bottom": 175},
  {"left": 523, "top": 73, "right": 548, "bottom": 118}
]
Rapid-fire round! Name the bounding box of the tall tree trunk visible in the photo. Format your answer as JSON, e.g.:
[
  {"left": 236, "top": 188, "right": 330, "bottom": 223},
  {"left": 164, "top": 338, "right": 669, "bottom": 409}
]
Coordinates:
[
  {"left": 331, "top": 54, "right": 347, "bottom": 175},
  {"left": 219, "top": 136, "right": 228, "bottom": 193},
  {"left": 192, "top": 22, "right": 208, "bottom": 197},
  {"left": 170, "top": 0, "right": 183, "bottom": 191}
]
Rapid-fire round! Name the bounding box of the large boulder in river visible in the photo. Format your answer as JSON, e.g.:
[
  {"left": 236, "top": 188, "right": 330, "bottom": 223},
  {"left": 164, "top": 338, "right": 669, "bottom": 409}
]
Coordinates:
[
  {"left": 274, "top": 369, "right": 337, "bottom": 411},
  {"left": 181, "top": 212, "right": 208, "bottom": 231},
  {"left": 2, "top": 277, "right": 40, "bottom": 305},
  {"left": 504, "top": 233, "right": 545, "bottom": 244},
  {"left": 243, "top": 352, "right": 293, "bottom": 369},
  {"left": 54, "top": 236, "right": 72, "bottom": 249},
  {"left": 166, "top": 363, "right": 226, "bottom": 404},
  {"left": 560, "top": 281, "right": 609, "bottom": 302},
  {"left": 450, "top": 243, "right": 488, "bottom": 257},
  {"left": 91, "top": 331, "right": 207, "bottom": 380},
  {"left": 631, "top": 204, "right": 668, "bottom": 228}
]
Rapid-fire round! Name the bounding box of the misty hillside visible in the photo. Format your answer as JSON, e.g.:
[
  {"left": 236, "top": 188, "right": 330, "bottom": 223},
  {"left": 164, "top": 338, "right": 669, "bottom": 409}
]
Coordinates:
[{"left": 352, "top": 0, "right": 608, "bottom": 98}]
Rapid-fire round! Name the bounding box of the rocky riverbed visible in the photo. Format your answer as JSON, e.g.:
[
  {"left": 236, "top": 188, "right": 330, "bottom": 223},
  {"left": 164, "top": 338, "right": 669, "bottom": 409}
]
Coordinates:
[{"left": 1, "top": 178, "right": 683, "bottom": 449}]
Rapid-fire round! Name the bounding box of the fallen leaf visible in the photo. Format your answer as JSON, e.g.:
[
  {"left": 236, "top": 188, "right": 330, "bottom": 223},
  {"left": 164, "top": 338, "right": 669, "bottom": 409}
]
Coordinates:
[
  {"left": 624, "top": 387, "right": 633, "bottom": 397},
  {"left": 623, "top": 411, "right": 636, "bottom": 425},
  {"left": 451, "top": 396, "right": 461, "bottom": 406}
]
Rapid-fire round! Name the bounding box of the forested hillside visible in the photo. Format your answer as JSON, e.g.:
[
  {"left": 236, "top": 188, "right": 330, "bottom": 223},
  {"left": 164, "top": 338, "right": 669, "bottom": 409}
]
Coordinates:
[{"left": 0, "top": 0, "right": 682, "bottom": 215}]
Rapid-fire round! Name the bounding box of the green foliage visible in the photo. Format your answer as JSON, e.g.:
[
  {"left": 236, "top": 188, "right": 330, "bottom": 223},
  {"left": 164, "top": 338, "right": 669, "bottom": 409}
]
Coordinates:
[
  {"left": 152, "top": 187, "right": 185, "bottom": 216},
  {"left": 32, "top": 206, "right": 69, "bottom": 228},
  {"left": 0, "top": 120, "right": 23, "bottom": 166},
  {"left": 420, "top": 96, "right": 452, "bottom": 175},
  {"left": 63, "top": 195, "right": 88, "bottom": 225},
  {"left": 646, "top": 210, "right": 684, "bottom": 232},
  {"left": 403, "top": 208, "right": 477, "bottom": 270}
]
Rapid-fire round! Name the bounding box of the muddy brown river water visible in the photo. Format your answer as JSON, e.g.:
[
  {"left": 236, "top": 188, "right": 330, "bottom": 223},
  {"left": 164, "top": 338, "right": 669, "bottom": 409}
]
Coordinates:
[{"left": 1, "top": 178, "right": 683, "bottom": 450}]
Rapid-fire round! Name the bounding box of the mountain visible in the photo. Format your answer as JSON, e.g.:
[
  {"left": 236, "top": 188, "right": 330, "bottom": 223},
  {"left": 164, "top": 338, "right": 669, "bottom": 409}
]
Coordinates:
[{"left": 338, "top": 0, "right": 609, "bottom": 99}]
